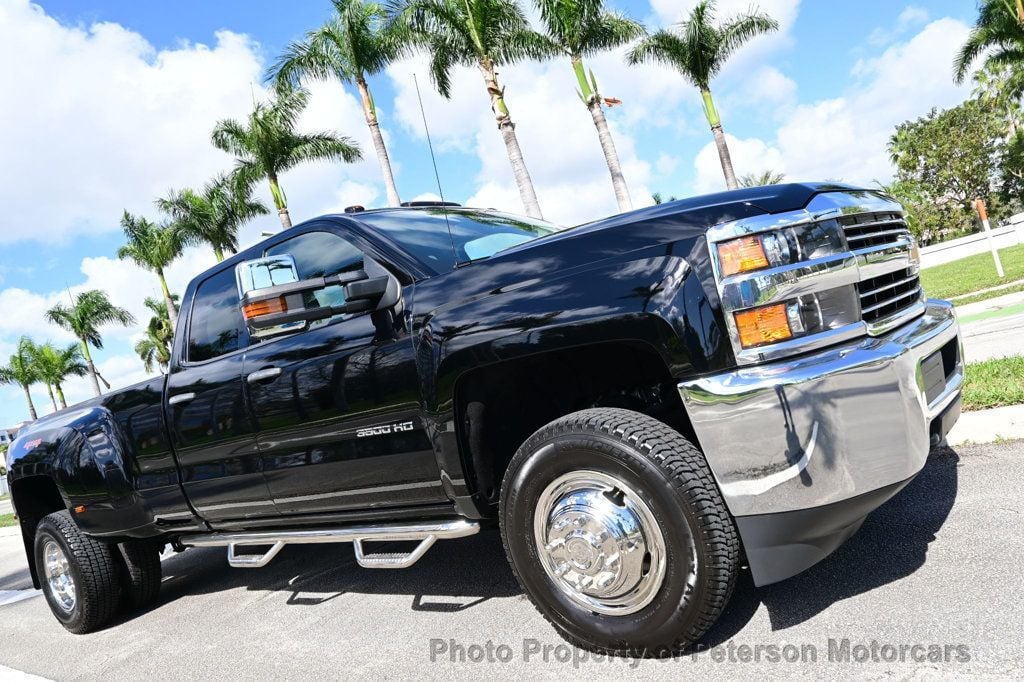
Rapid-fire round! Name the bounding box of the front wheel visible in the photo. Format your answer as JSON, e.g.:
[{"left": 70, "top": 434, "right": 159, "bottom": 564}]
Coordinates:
[
  {"left": 499, "top": 408, "right": 741, "bottom": 656},
  {"left": 34, "top": 510, "right": 122, "bottom": 634}
]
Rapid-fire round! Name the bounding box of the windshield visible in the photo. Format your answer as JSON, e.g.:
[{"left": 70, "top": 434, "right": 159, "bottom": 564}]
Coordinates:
[{"left": 355, "top": 208, "right": 562, "bottom": 273}]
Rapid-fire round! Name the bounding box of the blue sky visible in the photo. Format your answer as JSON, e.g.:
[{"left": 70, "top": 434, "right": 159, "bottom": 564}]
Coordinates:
[{"left": 0, "top": 0, "right": 978, "bottom": 427}]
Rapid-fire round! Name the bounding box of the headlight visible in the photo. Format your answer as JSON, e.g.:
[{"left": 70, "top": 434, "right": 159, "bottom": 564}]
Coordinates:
[
  {"left": 733, "top": 288, "right": 861, "bottom": 349},
  {"left": 716, "top": 221, "right": 846, "bottom": 278}
]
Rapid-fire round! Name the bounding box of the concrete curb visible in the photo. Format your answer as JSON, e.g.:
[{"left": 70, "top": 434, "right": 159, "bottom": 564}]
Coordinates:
[{"left": 946, "top": 403, "right": 1024, "bottom": 447}]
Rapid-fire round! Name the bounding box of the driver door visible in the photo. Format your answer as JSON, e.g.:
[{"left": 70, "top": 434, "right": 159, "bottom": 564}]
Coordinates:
[{"left": 240, "top": 227, "right": 447, "bottom": 516}]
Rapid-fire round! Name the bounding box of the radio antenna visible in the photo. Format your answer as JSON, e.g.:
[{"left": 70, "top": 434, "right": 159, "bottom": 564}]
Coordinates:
[{"left": 413, "top": 72, "right": 459, "bottom": 268}]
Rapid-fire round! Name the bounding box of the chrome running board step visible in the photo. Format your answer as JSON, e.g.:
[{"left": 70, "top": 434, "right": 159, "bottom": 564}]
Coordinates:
[{"left": 178, "top": 518, "right": 479, "bottom": 569}]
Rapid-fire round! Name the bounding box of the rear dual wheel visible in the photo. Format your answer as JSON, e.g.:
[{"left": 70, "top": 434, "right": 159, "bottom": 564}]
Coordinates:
[
  {"left": 34, "top": 511, "right": 162, "bottom": 634},
  {"left": 500, "top": 408, "right": 741, "bottom": 656}
]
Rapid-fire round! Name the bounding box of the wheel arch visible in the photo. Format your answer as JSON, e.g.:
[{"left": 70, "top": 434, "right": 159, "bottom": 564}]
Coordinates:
[
  {"left": 451, "top": 339, "right": 702, "bottom": 513},
  {"left": 11, "top": 475, "right": 70, "bottom": 589}
]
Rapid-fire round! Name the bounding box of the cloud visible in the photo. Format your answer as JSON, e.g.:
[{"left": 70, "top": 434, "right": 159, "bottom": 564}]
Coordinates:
[
  {"left": 0, "top": 0, "right": 387, "bottom": 246},
  {"left": 694, "top": 134, "right": 786, "bottom": 194},
  {"left": 868, "top": 5, "right": 931, "bottom": 46},
  {"left": 385, "top": 41, "right": 705, "bottom": 224},
  {"left": 693, "top": 17, "right": 975, "bottom": 193}
]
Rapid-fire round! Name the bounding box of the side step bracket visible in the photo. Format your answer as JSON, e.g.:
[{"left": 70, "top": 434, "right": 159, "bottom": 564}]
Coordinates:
[{"left": 179, "top": 519, "right": 479, "bottom": 570}]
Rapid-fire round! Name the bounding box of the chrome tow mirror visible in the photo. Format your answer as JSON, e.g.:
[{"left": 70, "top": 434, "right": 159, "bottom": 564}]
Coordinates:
[{"left": 235, "top": 254, "right": 391, "bottom": 339}]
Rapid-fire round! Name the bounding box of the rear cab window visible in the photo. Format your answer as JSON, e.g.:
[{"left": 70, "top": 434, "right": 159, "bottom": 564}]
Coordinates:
[{"left": 355, "top": 209, "right": 561, "bottom": 273}]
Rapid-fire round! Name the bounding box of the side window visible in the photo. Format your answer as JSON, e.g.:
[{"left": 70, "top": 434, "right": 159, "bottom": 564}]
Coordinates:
[
  {"left": 188, "top": 268, "right": 248, "bottom": 362},
  {"left": 265, "top": 230, "right": 366, "bottom": 327}
]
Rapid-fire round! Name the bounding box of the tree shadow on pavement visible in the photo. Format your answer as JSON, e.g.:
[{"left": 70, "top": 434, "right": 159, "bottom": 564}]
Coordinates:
[{"left": 698, "top": 446, "right": 961, "bottom": 644}]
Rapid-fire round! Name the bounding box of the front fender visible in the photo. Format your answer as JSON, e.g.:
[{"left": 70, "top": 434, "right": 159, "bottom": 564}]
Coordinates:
[{"left": 423, "top": 241, "right": 731, "bottom": 413}]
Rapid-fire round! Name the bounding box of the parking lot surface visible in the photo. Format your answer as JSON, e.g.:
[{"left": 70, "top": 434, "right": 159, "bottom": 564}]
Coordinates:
[{"left": 0, "top": 440, "right": 1021, "bottom": 680}]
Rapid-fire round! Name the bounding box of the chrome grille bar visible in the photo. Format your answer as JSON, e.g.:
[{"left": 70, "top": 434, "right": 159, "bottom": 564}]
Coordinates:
[{"left": 862, "top": 288, "right": 922, "bottom": 315}]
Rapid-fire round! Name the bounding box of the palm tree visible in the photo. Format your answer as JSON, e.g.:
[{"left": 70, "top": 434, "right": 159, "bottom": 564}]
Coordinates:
[
  {"left": 534, "top": 0, "right": 645, "bottom": 211},
  {"left": 0, "top": 337, "right": 40, "bottom": 421},
  {"left": 158, "top": 174, "right": 268, "bottom": 262},
  {"left": 270, "top": 0, "right": 403, "bottom": 207},
  {"left": 46, "top": 290, "right": 136, "bottom": 397},
  {"left": 739, "top": 169, "right": 786, "bottom": 187},
  {"left": 972, "top": 60, "right": 1024, "bottom": 138},
  {"left": 135, "top": 297, "right": 176, "bottom": 374},
  {"left": 393, "top": 0, "right": 553, "bottom": 218},
  {"left": 118, "top": 212, "right": 184, "bottom": 328},
  {"left": 955, "top": 0, "right": 1024, "bottom": 83},
  {"left": 212, "top": 86, "right": 363, "bottom": 230},
  {"left": 30, "top": 342, "right": 87, "bottom": 411},
  {"left": 628, "top": 0, "right": 778, "bottom": 190}
]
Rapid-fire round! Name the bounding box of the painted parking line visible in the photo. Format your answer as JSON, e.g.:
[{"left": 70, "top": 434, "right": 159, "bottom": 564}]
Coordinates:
[{"left": 0, "top": 589, "right": 41, "bottom": 607}]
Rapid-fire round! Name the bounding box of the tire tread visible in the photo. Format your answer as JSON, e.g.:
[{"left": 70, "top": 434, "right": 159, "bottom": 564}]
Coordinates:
[
  {"left": 37, "top": 510, "right": 122, "bottom": 634},
  {"left": 499, "top": 407, "right": 741, "bottom": 656}
]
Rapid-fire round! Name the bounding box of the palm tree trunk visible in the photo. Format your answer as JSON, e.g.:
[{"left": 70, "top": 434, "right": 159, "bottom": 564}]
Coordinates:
[
  {"left": 701, "top": 88, "right": 738, "bottom": 190},
  {"left": 478, "top": 60, "right": 543, "bottom": 219},
  {"left": 214, "top": 245, "right": 225, "bottom": 262},
  {"left": 268, "top": 174, "right": 292, "bottom": 230},
  {"left": 81, "top": 340, "right": 101, "bottom": 396},
  {"left": 357, "top": 76, "right": 401, "bottom": 207},
  {"left": 573, "top": 58, "right": 631, "bottom": 212},
  {"left": 55, "top": 383, "right": 67, "bottom": 410},
  {"left": 156, "top": 267, "right": 178, "bottom": 329},
  {"left": 587, "top": 100, "right": 631, "bottom": 211},
  {"left": 21, "top": 383, "right": 37, "bottom": 421},
  {"left": 45, "top": 384, "right": 57, "bottom": 412}
]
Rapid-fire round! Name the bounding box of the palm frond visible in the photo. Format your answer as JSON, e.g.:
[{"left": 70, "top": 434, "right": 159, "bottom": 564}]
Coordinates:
[
  {"left": 283, "top": 132, "right": 363, "bottom": 170},
  {"left": 955, "top": 0, "right": 1024, "bottom": 82},
  {"left": 717, "top": 11, "right": 779, "bottom": 62}
]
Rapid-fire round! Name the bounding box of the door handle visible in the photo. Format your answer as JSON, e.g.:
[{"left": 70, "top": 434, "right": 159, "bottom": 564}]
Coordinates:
[
  {"left": 247, "top": 367, "right": 283, "bottom": 383},
  {"left": 168, "top": 392, "right": 195, "bottom": 406}
]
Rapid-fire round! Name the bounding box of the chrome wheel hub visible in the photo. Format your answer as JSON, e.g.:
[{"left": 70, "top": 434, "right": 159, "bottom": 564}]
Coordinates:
[
  {"left": 534, "top": 470, "right": 666, "bottom": 615},
  {"left": 43, "top": 539, "right": 76, "bottom": 613}
]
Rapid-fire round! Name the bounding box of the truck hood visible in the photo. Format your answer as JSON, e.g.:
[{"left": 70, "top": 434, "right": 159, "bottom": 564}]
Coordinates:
[{"left": 498, "top": 182, "right": 866, "bottom": 261}]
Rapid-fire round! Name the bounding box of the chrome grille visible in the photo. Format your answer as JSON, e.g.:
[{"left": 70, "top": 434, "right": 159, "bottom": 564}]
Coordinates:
[
  {"left": 838, "top": 211, "right": 910, "bottom": 248},
  {"left": 857, "top": 267, "right": 922, "bottom": 324},
  {"left": 838, "top": 210, "right": 923, "bottom": 330}
]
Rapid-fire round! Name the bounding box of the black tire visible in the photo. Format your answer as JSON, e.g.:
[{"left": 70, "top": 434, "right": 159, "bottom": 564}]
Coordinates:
[
  {"left": 499, "top": 408, "right": 740, "bottom": 656},
  {"left": 34, "top": 510, "right": 122, "bottom": 634},
  {"left": 118, "top": 540, "right": 163, "bottom": 610}
]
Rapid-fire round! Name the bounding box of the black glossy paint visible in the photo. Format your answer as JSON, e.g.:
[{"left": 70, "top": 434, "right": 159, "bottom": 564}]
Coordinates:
[{"left": 6, "top": 183, "right": 853, "bottom": 542}]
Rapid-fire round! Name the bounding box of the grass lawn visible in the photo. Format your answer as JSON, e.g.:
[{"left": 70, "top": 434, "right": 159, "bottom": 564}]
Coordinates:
[
  {"left": 952, "top": 281, "right": 1024, "bottom": 307},
  {"left": 962, "top": 356, "right": 1024, "bottom": 411},
  {"left": 920, "top": 243, "right": 1024, "bottom": 301},
  {"left": 0, "top": 513, "right": 17, "bottom": 528}
]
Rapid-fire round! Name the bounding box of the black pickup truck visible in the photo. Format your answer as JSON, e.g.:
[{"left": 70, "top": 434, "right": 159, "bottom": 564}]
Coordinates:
[{"left": 6, "top": 184, "right": 963, "bottom": 654}]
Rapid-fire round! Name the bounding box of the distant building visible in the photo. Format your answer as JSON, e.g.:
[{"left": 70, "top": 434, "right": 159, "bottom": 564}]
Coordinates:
[{"left": 1, "top": 422, "right": 29, "bottom": 445}]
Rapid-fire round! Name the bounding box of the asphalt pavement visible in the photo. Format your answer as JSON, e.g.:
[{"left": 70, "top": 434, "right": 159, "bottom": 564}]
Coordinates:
[{"left": 0, "top": 439, "right": 1021, "bottom": 680}]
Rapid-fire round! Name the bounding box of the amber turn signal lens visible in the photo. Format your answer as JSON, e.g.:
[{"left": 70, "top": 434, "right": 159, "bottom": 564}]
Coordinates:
[
  {"left": 718, "top": 236, "right": 769, "bottom": 276},
  {"left": 242, "top": 296, "right": 287, "bottom": 320},
  {"left": 735, "top": 304, "right": 793, "bottom": 348}
]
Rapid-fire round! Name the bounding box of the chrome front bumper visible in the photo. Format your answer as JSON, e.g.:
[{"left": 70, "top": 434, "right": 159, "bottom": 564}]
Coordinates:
[{"left": 679, "top": 300, "right": 962, "bottom": 583}]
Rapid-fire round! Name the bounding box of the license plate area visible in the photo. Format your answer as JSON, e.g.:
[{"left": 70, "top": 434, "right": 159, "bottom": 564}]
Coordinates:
[{"left": 921, "top": 338, "right": 960, "bottom": 405}]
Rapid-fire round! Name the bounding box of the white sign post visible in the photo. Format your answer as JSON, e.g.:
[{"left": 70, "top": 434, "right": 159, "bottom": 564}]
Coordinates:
[{"left": 975, "top": 198, "right": 1005, "bottom": 278}]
